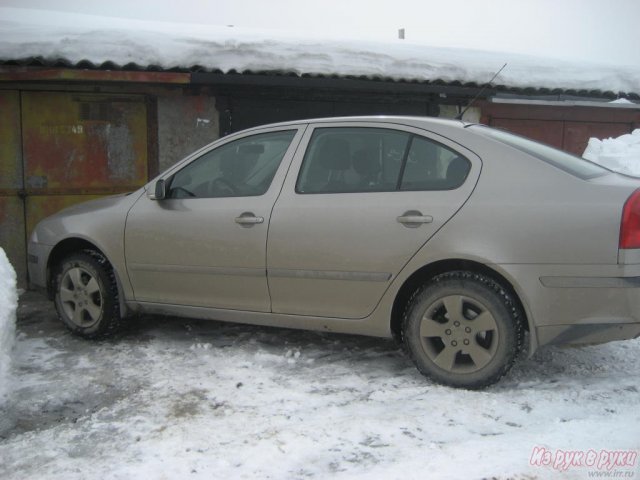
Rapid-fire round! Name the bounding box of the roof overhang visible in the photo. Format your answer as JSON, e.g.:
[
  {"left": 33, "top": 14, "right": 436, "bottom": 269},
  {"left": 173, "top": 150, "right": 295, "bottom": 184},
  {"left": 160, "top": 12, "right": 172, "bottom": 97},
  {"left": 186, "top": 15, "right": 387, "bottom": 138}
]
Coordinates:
[
  {"left": 490, "top": 96, "right": 640, "bottom": 109},
  {"left": 1, "top": 64, "right": 638, "bottom": 104},
  {"left": 0, "top": 66, "right": 190, "bottom": 84}
]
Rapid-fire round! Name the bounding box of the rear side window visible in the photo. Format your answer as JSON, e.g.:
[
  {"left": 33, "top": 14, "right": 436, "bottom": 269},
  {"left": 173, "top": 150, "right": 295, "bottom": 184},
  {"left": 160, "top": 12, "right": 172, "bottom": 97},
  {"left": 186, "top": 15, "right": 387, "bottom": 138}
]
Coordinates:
[
  {"left": 296, "top": 128, "right": 408, "bottom": 193},
  {"left": 471, "top": 125, "right": 607, "bottom": 179},
  {"left": 400, "top": 136, "right": 471, "bottom": 191},
  {"left": 296, "top": 127, "right": 470, "bottom": 194}
]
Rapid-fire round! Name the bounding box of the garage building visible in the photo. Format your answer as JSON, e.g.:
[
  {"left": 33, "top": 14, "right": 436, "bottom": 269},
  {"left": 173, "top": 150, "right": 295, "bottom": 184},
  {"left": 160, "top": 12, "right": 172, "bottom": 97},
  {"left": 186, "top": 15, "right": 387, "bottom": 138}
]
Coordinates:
[{"left": 1, "top": 12, "right": 639, "bottom": 285}]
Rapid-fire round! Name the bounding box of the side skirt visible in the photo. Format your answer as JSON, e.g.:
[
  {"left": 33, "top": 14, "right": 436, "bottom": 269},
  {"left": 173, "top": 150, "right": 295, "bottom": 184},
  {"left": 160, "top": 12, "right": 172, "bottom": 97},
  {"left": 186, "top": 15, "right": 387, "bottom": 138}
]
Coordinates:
[{"left": 128, "top": 301, "right": 392, "bottom": 338}]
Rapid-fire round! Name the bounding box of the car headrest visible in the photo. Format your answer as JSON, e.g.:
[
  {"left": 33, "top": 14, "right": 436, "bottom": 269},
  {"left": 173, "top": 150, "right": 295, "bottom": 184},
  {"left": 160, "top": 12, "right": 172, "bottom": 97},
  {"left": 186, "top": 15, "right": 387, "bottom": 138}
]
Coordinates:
[
  {"left": 352, "top": 147, "right": 381, "bottom": 177},
  {"left": 317, "top": 137, "right": 351, "bottom": 171},
  {"left": 446, "top": 156, "right": 470, "bottom": 184}
]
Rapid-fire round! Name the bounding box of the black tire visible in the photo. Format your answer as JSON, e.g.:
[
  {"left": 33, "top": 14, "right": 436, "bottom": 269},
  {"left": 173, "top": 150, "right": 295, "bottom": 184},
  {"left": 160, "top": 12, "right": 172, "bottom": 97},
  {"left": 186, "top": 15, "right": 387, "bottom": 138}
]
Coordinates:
[
  {"left": 54, "top": 250, "right": 121, "bottom": 339},
  {"left": 402, "top": 271, "right": 524, "bottom": 389}
]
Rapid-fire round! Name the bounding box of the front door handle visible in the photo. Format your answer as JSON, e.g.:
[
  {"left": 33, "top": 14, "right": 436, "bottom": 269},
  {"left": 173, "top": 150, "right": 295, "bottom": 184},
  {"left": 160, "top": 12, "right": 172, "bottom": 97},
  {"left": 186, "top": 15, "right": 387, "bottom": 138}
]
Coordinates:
[
  {"left": 397, "top": 210, "right": 433, "bottom": 228},
  {"left": 235, "top": 212, "right": 264, "bottom": 227}
]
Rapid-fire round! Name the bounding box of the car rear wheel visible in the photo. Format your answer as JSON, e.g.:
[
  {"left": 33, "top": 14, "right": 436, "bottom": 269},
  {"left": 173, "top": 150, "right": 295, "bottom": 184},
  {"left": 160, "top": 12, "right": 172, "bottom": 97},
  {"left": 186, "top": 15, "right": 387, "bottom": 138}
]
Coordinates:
[
  {"left": 402, "top": 271, "right": 524, "bottom": 389},
  {"left": 54, "top": 251, "right": 121, "bottom": 338}
]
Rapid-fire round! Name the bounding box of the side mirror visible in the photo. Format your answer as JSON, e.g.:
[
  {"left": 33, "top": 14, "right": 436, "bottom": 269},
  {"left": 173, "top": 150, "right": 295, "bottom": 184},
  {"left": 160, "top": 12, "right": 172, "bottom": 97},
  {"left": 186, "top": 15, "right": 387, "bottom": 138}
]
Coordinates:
[{"left": 148, "top": 179, "right": 166, "bottom": 200}]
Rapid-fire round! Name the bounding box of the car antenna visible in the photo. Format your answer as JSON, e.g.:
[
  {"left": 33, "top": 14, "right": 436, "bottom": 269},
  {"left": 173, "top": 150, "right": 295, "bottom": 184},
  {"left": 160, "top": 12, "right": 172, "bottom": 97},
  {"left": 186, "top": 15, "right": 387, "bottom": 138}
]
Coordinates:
[{"left": 455, "top": 62, "right": 507, "bottom": 121}]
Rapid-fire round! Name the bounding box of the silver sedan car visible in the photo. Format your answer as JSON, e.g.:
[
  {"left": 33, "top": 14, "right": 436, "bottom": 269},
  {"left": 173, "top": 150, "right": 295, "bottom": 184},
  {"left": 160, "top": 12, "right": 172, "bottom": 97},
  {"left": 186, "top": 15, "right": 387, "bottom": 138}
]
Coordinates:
[{"left": 28, "top": 116, "right": 640, "bottom": 388}]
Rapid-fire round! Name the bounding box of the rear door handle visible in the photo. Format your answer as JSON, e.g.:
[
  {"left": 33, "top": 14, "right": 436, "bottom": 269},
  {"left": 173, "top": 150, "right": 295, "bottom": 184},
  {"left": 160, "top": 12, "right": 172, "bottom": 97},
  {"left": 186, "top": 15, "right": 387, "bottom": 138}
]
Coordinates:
[
  {"left": 397, "top": 210, "right": 433, "bottom": 228},
  {"left": 235, "top": 212, "right": 264, "bottom": 226}
]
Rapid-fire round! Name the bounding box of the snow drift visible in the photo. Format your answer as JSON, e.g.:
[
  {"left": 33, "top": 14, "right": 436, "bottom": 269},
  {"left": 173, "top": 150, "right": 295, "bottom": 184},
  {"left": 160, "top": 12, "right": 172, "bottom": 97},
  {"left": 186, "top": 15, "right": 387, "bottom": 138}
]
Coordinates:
[
  {"left": 583, "top": 129, "right": 640, "bottom": 177},
  {"left": 0, "top": 247, "right": 17, "bottom": 404}
]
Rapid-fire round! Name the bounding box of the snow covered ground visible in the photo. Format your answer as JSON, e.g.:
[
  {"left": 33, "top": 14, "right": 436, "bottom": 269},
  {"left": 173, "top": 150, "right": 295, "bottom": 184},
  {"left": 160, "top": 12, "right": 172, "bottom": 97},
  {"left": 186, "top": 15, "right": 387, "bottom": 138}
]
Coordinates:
[
  {"left": 584, "top": 129, "right": 640, "bottom": 177},
  {"left": 1, "top": 293, "right": 638, "bottom": 479}
]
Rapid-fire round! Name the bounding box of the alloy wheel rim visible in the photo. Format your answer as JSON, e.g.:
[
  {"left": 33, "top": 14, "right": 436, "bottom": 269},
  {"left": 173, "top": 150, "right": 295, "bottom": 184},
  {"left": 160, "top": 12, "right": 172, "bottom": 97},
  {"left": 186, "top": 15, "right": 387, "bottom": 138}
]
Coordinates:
[
  {"left": 419, "top": 294, "right": 499, "bottom": 374},
  {"left": 59, "top": 267, "right": 103, "bottom": 327}
]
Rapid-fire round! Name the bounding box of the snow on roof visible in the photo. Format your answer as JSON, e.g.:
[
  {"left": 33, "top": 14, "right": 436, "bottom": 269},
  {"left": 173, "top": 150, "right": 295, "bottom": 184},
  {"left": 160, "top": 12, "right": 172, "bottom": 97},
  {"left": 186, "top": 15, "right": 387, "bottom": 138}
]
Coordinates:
[{"left": 1, "top": 7, "right": 640, "bottom": 96}]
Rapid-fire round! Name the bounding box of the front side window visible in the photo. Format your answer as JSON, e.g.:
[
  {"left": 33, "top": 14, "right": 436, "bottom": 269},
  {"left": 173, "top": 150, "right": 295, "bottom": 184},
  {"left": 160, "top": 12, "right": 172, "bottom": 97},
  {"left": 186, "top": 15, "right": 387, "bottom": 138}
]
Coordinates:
[
  {"left": 296, "top": 127, "right": 470, "bottom": 194},
  {"left": 168, "top": 130, "right": 296, "bottom": 198}
]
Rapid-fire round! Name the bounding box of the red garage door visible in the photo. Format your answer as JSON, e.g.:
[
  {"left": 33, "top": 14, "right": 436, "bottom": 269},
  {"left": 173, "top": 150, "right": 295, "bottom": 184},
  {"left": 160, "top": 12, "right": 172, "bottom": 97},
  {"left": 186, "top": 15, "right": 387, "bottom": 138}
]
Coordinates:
[
  {"left": 0, "top": 91, "right": 151, "bottom": 286},
  {"left": 481, "top": 102, "right": 640, "bottom": 156}
]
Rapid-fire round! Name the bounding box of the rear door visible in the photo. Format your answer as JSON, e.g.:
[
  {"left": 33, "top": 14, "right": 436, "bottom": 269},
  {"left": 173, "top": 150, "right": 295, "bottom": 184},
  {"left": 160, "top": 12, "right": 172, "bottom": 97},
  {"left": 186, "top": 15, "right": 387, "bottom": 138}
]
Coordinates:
[{"left": 267, "top": 121, "right": 480, "bottom": 318}]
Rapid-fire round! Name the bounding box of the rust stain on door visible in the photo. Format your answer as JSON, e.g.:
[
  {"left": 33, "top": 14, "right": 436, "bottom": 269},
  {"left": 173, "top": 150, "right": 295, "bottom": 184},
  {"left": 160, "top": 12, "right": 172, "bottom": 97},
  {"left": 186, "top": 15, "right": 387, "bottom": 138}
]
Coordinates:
[
  {"left": 0, "top": 90, "right": 26, "bottom": 283},
  {"left": 21, "top": 92, "right": 149, "bottom": 232},
  {"left": 22, "top": 92, "right": 148, "bottom": 191}
]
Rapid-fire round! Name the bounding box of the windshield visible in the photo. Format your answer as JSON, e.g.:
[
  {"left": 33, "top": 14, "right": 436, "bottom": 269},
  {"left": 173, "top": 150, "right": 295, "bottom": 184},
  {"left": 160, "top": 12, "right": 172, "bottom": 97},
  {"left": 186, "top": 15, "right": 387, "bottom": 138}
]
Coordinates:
[{"left": 470, "top": 125, "right": 609, "bottom": 180}]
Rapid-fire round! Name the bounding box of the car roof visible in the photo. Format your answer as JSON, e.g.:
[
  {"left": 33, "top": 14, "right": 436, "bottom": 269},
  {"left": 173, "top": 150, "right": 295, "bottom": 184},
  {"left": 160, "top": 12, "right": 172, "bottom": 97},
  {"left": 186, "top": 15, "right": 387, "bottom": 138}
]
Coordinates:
[{"left": 243, "top": 115, "right": 471, "bottom": 132}]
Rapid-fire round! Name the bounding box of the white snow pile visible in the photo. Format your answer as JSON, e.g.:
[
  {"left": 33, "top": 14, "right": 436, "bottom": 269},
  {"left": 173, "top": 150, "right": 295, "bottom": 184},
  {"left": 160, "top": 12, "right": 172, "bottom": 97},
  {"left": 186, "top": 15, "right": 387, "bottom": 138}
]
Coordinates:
[
  {"left": 1, "top": 7, "right": 640, "bottom": 95},
  {"left": 583, "top": 129, "right": 640, "bottom": 176},
  {"left": 0, "top": 248, "right": 17, "bottom": 405}
]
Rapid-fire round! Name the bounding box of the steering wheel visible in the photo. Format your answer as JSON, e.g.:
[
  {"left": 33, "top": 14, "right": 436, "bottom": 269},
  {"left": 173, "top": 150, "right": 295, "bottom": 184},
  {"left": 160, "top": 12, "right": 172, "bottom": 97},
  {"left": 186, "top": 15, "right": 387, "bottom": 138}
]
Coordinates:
[{"left": 211, "top": 178, "right": 237, "bottom": 196}]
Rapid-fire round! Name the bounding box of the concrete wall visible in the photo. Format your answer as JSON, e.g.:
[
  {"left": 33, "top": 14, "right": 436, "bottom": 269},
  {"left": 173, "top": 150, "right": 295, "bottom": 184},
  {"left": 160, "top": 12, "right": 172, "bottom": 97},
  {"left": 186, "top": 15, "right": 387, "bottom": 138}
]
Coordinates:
[{"left": 157, "top": 93, "right": 219, "bottom": 172}]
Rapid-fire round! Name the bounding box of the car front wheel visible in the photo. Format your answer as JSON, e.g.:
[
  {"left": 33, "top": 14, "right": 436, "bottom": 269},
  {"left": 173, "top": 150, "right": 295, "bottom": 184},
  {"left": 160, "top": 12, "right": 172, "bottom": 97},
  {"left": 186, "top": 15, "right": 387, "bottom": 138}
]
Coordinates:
[
  {"left": 402, "top": 271, "right": 524, "bottom": 389},
  {"left": 54, "top": 251, "right": 121, "bottom": 338}
]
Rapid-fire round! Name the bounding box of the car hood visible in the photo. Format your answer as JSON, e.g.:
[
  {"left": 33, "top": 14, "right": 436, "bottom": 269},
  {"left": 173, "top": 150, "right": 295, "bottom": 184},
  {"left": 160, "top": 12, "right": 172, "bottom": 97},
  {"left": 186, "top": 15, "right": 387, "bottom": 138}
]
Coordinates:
[
  {"left": 50, "top": 192, "right": 139, "bottom": 218},
  {"left": 33, "top": 189, "right": 145, "bottom": 246}
]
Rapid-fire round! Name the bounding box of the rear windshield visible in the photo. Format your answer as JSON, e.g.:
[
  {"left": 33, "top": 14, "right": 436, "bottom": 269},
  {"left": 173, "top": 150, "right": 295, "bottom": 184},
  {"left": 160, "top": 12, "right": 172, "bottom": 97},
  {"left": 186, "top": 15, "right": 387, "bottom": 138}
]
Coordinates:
[{"left": 470, "top": 125, "right": 609, "bottom": 179}]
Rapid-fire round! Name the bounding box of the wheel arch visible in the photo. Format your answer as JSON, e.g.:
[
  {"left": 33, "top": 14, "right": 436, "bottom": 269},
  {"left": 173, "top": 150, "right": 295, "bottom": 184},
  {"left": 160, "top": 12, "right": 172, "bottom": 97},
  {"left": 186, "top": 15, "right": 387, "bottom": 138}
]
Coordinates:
[
  {"left": 46, "top": 237, "right": 128, "bottom": 317},
  {"left": 390, "top": 258, "right": 535, "bottom": 352}
]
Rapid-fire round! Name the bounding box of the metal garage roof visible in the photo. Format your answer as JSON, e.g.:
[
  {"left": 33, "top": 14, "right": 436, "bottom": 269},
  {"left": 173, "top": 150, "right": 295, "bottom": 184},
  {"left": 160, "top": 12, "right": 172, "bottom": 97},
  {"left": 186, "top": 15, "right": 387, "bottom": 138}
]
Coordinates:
[{"left": 1, "top": 7, "right": 639, "bottom": 100}]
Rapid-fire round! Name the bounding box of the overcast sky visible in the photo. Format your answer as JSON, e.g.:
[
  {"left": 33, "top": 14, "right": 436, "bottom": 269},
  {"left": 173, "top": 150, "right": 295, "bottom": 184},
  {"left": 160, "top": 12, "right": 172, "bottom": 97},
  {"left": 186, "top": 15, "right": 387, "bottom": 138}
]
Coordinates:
[{"left": 3, "top": 0, "right": 640, "bottom": 67}]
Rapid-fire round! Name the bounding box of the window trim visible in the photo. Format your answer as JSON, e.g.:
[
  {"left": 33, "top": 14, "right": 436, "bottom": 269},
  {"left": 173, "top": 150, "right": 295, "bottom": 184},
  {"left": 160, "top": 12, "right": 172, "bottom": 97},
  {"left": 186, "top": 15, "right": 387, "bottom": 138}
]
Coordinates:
[{"left": 395, "top": 135, "right": 415, "bottom": 191}]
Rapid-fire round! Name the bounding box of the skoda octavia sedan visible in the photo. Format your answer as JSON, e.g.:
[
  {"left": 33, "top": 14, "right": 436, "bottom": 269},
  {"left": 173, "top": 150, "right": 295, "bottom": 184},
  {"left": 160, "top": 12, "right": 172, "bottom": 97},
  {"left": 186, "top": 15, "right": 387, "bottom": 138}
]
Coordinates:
[{"left": 28, "top": 116, "right": 640, "bottom": 389}]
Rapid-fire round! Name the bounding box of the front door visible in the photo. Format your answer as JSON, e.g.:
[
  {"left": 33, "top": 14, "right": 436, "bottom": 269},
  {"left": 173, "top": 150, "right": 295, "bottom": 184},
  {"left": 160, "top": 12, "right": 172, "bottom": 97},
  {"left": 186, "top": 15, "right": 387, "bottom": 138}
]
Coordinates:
[
  {"left": 267, "top": 122, "right": 480, "bottom": 319},
  {"left": 125, "top": 127, "right": 303, "bottom": 311}
]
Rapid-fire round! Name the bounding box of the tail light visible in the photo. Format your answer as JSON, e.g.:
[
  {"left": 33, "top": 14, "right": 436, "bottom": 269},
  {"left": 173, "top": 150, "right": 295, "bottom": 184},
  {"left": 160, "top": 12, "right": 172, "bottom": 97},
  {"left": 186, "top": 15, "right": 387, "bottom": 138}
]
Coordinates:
[{"left": 620, "top": 189, "right": 640, "bottom": 249}]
